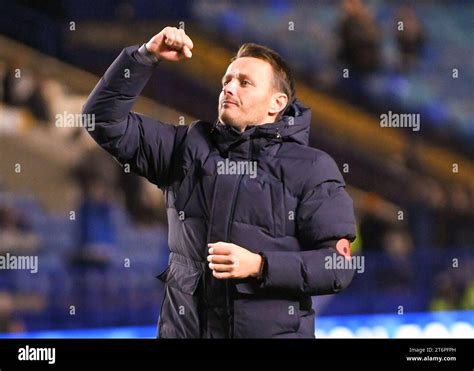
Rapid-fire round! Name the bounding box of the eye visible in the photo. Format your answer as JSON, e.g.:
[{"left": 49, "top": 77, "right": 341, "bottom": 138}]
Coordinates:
[{"left": 241, "top": 80, "right": 250, "bottom": 86}]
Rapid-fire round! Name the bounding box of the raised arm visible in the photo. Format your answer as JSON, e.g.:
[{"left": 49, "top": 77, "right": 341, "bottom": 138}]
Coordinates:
[{"left": 82, "top": 27, "right": 194, "bottom": 187}]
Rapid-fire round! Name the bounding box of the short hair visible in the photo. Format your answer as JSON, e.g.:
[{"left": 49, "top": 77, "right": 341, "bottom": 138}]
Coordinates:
[{"left": 232, "top": 43, "right": 295, "bottom": 111}]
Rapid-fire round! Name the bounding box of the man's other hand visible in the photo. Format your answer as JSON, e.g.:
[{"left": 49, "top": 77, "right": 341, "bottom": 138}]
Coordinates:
[
  {"left": 145, "top": 27, "right": 194, "bottom": 61},
  {"left": 207, "top": 242, "right": 263, "bottom": 279}
]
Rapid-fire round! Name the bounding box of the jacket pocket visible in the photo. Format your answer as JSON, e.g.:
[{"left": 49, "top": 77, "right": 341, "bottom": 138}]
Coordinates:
[
  {"left": 160, "top": 260, "right": 203, "bottom": 296},
  {"left": 157, "top": 259, "right": 204, "bottom": 338},
  {"left": 157, "top": 265, "right": 170, "bottom": 282}
]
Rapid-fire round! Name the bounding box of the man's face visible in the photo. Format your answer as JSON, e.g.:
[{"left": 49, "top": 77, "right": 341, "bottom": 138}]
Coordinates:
[{"left": 218, "top": 57, "right": 278, "bottom": 131}]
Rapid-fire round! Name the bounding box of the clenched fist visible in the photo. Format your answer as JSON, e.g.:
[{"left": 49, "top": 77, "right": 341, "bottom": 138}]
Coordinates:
[
  {"left": 145, "top": 26, "right": 194, "bottom": 62},
  {"left": 207, "top": 242, "right": 264, "bottom": 280}
]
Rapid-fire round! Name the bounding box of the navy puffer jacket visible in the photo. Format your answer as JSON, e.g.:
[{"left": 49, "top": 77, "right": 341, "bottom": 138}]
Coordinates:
[{"left": 83, "top": 46, "right": 357, "bottom": 338}]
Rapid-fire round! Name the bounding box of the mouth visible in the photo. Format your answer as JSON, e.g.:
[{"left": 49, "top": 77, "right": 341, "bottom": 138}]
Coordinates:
[{"left": 221, "top": 100, "right": 238, "bottom": 107}]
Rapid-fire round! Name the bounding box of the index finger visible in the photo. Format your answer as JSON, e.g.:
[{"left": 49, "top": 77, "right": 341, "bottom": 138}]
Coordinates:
[{"left": 208, "top": 242, "right": 231, "bottom": 255}]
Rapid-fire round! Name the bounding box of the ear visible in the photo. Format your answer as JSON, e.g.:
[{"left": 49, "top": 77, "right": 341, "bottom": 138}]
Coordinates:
[{"left": 269, "top": 92, "right": 289, "bottom": 116}]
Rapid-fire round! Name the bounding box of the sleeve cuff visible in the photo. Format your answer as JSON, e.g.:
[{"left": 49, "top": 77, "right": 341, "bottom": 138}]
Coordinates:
[{"left": 134, "top": 44, "right": 161, "bottom": 66}]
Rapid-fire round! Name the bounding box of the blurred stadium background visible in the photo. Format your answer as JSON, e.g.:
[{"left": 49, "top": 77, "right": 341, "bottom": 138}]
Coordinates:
[{"left": 0, "top": 0, "right": 473, "bottom": 338}]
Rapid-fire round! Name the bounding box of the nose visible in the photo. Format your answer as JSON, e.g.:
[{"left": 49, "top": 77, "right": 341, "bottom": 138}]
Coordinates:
[{"left": 222, "top": 79, "right": 237, "bottom": 96}]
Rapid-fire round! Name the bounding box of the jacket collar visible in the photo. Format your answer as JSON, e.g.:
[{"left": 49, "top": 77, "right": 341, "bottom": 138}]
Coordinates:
[{"left": 212, "top": 99, "right": 311, "bottom": 157}]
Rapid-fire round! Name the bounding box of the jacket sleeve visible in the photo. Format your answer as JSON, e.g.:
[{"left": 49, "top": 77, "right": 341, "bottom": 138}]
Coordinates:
[
  {"left": 236, "top": 152, "right": 357, "bottom": 297},
  {"left": 82, "top": 45, "right": 187, "bottom": 188}
]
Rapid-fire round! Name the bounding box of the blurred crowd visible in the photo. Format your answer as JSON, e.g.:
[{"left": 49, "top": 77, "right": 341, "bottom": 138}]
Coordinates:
[
  {"left": 337, "top": 0, "right": 426, "bottom": 106},
  {"left": 339, "top": 0, "right": 426, "bottom": 72},
  {"left": 0, "top": 59, "right": 51, "bottom": 124}
]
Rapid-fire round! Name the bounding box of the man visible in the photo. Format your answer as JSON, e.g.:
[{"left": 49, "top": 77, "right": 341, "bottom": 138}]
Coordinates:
[{"left": 83, "top": 27, "right": 356, "bottom": 338}]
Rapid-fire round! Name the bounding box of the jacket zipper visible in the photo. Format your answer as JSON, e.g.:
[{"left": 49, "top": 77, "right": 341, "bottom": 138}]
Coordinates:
[
  {"left": 225, "top": 172, "right": 244, "bottom": 338},
  {"left": 225, "top": 140, "right": 252, "bottom": 338},
  {"left": 203, "top": 171, "right": 221, "bottom": 338}
]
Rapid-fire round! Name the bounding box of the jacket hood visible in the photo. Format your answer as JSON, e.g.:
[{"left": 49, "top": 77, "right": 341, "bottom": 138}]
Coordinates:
[{"left": 212, "top": 99, "right": 311, "bottom": 155}]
